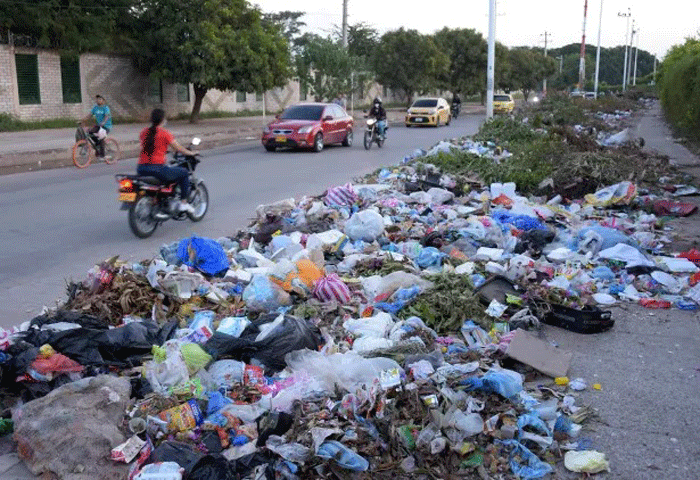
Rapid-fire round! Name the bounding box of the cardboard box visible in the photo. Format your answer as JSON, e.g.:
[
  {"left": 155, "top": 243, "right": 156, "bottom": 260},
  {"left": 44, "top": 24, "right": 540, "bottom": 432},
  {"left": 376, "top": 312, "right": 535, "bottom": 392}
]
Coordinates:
[{"left": 505, "top": 329, "right": 572, "bottom": 378}]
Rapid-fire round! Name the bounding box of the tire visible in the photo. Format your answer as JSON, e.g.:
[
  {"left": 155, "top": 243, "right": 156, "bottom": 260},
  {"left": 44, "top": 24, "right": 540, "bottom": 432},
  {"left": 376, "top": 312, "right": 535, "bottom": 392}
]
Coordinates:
[
  {"left": 363, "top": 131, "right": 372, "bottom": 150},
  {"left": 405, "top": 124, "right": 411, "bottom": 127},
  {"left": 377, "top": 134, "right": 384, "bottom": 148},
  {"left": 264, "top": 145, "right": 276, "bottom": 152},
  {"left": 103, "top": 138, "right": 120, "bottom": 164},
  {"left": 435, "top": 117, "right": 440, "bottom": 128},
  {"left": 72, "top": 139, "right": 94, "bottom": 168},
  {"left": 312, "top": 133, "right": 324, "bottom": 152},
  {"left": 128, "top": 195, "right": 159, "bottom": 238},
  {"left": 342, "top": 130, "right": 353, "bottom": 147},
  {"left": 446, "top": 114, "right": 451, "bottom": 126},
  {"left": 187, "top": 182, "right": 209, "bottom": 222}
]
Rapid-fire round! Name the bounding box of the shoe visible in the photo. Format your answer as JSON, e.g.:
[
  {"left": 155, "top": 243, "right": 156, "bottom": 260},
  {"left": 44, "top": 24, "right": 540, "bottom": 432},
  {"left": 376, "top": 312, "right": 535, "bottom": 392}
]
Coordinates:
[{"left": 177, "top": 202, "right": 195, "bottom": 214}]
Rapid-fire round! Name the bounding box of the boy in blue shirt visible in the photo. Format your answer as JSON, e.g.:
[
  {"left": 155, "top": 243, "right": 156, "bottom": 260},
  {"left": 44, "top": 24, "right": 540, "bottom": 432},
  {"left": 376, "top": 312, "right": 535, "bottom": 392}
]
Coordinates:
[{"left": 83, "top": 95, "right": 112, "bottom": 158}]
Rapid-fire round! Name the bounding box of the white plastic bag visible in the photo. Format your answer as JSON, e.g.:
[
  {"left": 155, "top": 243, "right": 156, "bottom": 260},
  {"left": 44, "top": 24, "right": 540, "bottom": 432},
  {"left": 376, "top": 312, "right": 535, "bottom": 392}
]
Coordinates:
[{"left": 344, "top": 209, "right": 385, "bottom": 242}]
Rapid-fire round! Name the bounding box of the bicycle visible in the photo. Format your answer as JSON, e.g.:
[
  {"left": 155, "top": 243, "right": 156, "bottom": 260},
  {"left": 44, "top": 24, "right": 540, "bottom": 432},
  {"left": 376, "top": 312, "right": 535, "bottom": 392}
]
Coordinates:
[{"left": 72, "top": 123, "right": 121, "bottom": 168}]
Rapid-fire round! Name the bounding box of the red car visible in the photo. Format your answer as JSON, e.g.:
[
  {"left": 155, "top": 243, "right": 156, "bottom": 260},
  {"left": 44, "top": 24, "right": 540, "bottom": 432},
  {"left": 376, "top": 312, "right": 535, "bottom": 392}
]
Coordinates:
[{"left": 262, "top": 103, "right": 354, "bottom": 152}]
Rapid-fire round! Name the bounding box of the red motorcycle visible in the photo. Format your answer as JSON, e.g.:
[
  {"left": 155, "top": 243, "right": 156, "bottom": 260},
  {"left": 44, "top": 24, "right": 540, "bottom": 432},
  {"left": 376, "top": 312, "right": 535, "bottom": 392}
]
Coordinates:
[{"left": 115, "top": 138, "right": 208, "bottom": 238}]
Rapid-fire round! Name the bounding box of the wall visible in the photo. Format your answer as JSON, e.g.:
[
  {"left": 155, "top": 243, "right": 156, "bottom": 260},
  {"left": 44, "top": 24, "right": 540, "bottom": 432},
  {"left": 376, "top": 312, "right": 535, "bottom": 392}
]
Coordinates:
[{"left": 0, "top": 44, "right": 399, "bottom": 122}]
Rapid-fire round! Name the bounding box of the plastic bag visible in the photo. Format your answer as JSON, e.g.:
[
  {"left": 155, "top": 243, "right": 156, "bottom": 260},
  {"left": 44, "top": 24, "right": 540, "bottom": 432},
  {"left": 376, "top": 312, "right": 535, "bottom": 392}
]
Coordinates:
[
  {"left": 462, "top": 368, "right": 523, "bottom": 399},
  {"left": 216, "top": 317, "right": 251, "bottom": 337},
  {"left": 313, "top": 274, "right": 352, "bottom": 303},
  {"left": 180, "top": 343, "right": 212, "bottom": 375},
  {"left": 147, "top": 441, "right": 204, "bottom": 477},
  {"left": 177, "top": 235, "right": 231, "bottom": 276},
  {"left": 207, "top": 360, "right": 245, "bottom": 387},
  {"left": 344, "top": 209, "right": 385, "bottom": 242},
  {"left": 134, "top": 462, "right": 183, "bottom": 480},
  {"left": 325, "top": 182, "right": 358, "bottom": 206},
  {"left": 144, "top": 341, "right": 190, "bottom": 394},
  {"left": 445, "top": 408, "right": 483, "bottom": 436},
  {"left": 497, "top": 439, "right": 553, "bottom": 480},
  {"left": 187, "top": 454, "right": 236, "bottom": 480},
  {"left": 317, "top": 440, "right": 369, "bottom": 471},
  {"left": 584, "top": 181, "right": 637, "bottom": 206},
  {"left": 31, "top": 353, "right": 83, "bottom": 376},
  {"left": 415, "top": 247, "right": 444, "bottom": 268},
  {"left": 564, "top": 450, "right": 610, "bottom": 473},
  {"left": 242, "top": 275, "right": 291, "bottom": 312}
]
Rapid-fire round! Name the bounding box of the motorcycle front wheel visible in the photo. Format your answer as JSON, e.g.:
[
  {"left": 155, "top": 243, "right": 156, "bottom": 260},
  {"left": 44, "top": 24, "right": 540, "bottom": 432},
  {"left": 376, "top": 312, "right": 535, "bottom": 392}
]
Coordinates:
[
  {"left": 363, "top": 131, "right": 372, "bottom": 150},
  {"left": 128, "top": 195, "right": 159, "bottom": 238},
  {"left": 187, "top": 182, "right": 209, "bottom": 222}
]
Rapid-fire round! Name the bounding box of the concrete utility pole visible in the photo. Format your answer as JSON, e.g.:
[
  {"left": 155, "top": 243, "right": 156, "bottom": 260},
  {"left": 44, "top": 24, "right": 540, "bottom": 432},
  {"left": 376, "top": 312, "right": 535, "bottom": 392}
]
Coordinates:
[
  {"left": 627, "top": 21, "right": 635, "bottom": 86},
  {"left": 578, "top": 0, "right": 588, "bottom": 91},
  {"left": 652, "top": 54, "right": 657, "bottom": 85},
  {"left": 594, "top": 0, "right": 603, "bottom": 98},
  {"left": 618, "top": 8, "right": 631, "bottom": 91},
  {"left": 542, "top": 31, "right": 550, "bottom": 96},
  {"left": 341, "top": 0, "right": 348, "bottom": 48},
  {"left": 486, "top": 0, "right": 496, "bottom": 119},
  {"left": 633, "top": 28, "right": 639, "bottom": 85}
]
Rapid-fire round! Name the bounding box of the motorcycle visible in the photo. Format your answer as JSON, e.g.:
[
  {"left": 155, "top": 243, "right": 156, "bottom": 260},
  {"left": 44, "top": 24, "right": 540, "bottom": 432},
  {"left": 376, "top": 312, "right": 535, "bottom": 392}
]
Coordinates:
[
  {"left": 115, "top": 137, "right": 209, "bottom": 238},
  {"left": 363, "top": 118, "right": 385, "bottom": 150},
  {"left": 451, "top": 102, "right": 461, "bottom": 119}
]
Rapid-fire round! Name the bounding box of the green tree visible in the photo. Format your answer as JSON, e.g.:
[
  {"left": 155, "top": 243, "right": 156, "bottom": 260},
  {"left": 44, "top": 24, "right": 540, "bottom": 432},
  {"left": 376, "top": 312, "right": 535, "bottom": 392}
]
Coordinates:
[
  {"left": 433, "top": 28, "right": 487, "bottom": 97},
  {"left": 373, "top": 28, "right": 448, "bottom": 105},
  {"left": 508, "top": 48, "right": 557, "bottom": 100},
  {"left": 294, "top": 34, "right": 357, "bottom": 102},
  {"left": 0, "top": 0, "right": 134, "bottom": 52},
  {"left": 658, "top": 38, "right": 700, "bottom": 138},
  {"left": 132, "top": 0, "right": 291, "bottom": 122},
  {"left": 262, "top": 11, "right": 306, "bottom": 47}
]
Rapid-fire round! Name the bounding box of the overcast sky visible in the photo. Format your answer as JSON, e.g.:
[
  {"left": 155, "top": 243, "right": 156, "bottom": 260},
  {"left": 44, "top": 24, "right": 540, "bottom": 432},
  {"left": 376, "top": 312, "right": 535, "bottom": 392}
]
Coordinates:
[{"left": 255, "top": 0, "right": 699, "bottom": 59}]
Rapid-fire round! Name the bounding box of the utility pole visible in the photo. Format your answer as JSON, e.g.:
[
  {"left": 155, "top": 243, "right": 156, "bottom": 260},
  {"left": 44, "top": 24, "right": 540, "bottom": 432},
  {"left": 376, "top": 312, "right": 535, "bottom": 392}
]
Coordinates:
[
  {"left": 486, "top": 0, "right": 496, "bottom": 119},
  {"left": 618, "top": 8, "right": 631, "bottom": 91},
  {"left": 341, "top": 0, "right": 348, "bottom": 48},
  {"left": 558, "top": 55, "right": 564, "bottom": 74},
  {"left": 594, "top": 0, "right": 603, "bottom": 98},
  {"left": 652, "top": 54, "right": 657, "bottom": 85},
  {"left": 578, "top": 0, "right": 588, "bottom": 92},
  {"left": 542, "top": 31, "right": 550, "bottom": 96},
  {"left": 633, "top": 28, "right": 639, "bottom": 85},
  {"left": 627, "top": 21, "right": 635, "bottom": 86}
]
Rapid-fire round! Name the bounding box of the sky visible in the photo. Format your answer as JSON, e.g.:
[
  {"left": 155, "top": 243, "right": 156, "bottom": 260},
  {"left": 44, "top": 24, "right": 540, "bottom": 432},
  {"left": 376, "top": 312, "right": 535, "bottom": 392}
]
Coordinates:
[{"left": 254, "top": 0, "right": 700, "bottom": 59}]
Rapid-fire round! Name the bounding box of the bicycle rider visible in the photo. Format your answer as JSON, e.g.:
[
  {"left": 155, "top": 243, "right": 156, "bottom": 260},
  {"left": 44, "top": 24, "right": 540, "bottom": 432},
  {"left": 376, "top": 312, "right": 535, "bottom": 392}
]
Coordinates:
[{"left": 82, "top": 94, "right": 112, "bottom": 159}]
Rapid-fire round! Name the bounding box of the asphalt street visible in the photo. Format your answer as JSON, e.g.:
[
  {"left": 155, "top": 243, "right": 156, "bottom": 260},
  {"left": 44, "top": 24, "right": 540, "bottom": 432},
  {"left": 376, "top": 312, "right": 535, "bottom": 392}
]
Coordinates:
[{"left": 0, "top": 115, "right": 482, "bottom": 330}]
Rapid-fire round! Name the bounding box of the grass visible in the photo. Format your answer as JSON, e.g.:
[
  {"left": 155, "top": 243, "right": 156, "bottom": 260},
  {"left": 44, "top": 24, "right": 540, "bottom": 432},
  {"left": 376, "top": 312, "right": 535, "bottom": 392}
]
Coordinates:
[
  {"left": 172, "top": 109, "right": 267, "bottom": 121},
  {"left": 0, "top": 113, "right": 144, "bottom": 132}
]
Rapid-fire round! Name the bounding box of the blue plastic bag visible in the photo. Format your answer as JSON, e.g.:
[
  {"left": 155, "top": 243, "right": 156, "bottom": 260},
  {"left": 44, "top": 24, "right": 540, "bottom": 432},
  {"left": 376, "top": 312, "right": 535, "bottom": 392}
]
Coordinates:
[
  {"left": 177, "top": 236, "right": 231, "bottom": 276},
  {"left": 462, "top": 368, "right": 523, "bottom": 399},
  {"left": 497, "top": 439, "right": 553, "bottom": 479},
  {"left": 416, "top": 247, "right": 445, "bottom": 268},
  {"left": 492, "top": 211, "right": 547, "bottom": 231},
  {"left": 317, "top": 441, "right": 369, "bottom": 471}
]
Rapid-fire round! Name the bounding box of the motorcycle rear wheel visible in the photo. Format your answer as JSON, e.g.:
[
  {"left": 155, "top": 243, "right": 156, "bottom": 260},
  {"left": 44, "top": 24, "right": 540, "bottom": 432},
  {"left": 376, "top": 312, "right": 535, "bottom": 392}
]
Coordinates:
[
  {"left": 128, "top": 195, "right": 159, "bottom": 238},
  {"left": 187, "top": 182, "right": 209, "bottom": 222},
  {"left": 363, "top": 131, "right": 372, "bottom": 150}
]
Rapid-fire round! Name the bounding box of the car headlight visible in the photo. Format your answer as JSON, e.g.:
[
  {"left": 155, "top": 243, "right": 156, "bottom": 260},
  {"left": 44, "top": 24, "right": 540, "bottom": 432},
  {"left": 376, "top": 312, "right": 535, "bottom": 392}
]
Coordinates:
[
  {"left": 298, "top": 125, "right": 313, "bottom": 134},
  {"left": 263, "top": 126, "right": 271, "bottom": 134}
]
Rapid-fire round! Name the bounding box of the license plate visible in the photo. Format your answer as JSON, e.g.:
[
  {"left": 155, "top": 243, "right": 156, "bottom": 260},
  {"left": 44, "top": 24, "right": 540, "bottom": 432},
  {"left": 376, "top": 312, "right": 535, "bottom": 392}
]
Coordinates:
[
  {"left": 414, "top": 118, "right": 423, "bottom": 122},
  {"left": 275, "top": 135, "right": 286, "bottom": 142},
  {"left": 118, "top": 192, "right": 136, "bottom": 202}
]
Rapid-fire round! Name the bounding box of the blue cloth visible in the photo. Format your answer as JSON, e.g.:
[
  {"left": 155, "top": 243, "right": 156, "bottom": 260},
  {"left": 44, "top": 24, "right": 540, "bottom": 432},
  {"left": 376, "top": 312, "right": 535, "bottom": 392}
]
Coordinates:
[
  {"left": 377, "top": 120, "right": 387, "bottom": 136},
  {"left": 177, "top": 235, "right": 231, "bottom": 276},
  {"left": 91, "top": 104, "right": 112, "bottom": 130},
  {"left": 491, "top": 211, "right": 547, "bottom": 231},
  {"left": 137, "top": 163, "right": 190, "bottom": 199},
  {"left": 497, "top": 440, "right": 553, "bottom": 479}
]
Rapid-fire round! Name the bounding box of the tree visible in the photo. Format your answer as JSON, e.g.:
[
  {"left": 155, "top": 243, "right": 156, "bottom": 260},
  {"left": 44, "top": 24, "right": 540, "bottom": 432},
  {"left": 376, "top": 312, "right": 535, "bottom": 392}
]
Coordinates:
[
  {"left": 294, "top": 34, "right": 357, "bottom": 102},
  {"left": 373, "top": 28, "right": 448, "bottom": 105},
  {"left": 262, "top": 11, "right": 306, "bottom": 47},
  {"left": 433, "top": 28, "right": 487, "bottom": 97},
  {"left": 132, "top": 0, "right": 291, "bottom": 122},
  {"left": 0, "top": 0, "right": 134, "bottom": 52},
  {"left": 658, "top": 38, "right": 700, "bottom": 138},
  {"left": 332, "top": 22, "right": 379, "bottom": 60},
  {"left": 508, "top": 48, "right": 557, "bottom": 100}
]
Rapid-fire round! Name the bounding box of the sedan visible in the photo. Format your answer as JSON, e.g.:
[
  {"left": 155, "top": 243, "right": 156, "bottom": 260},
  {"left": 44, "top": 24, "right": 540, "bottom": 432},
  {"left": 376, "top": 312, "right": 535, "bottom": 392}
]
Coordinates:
[
  {"left": 405, "top": 97, "right": 451, "bottom": 127},
  {"left": 262, "top": 103, "right": 354, "bottom": 152},
  {"left": 493, "top": 94, "right": 515, "bottom": 114}
]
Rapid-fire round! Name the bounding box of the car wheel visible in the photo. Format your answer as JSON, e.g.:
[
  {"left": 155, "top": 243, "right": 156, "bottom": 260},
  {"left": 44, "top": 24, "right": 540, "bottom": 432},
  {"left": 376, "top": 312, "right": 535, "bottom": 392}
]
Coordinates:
[
  {"left": 313, "top": 133, "right": 324, "bottom": 152},
  {"left": 435, "top": 117, "right": 440, "bottom": 128},
  {"left": 405, "top": 123, "right": 411, "bottom": 128},
  {"left": 446, "top": 114, "right": 451, "bottom": 126},
  {"left": 342, "top": 130, "right": 353, "bottom": 147},
  {"left": 264, "top": 145, "right": 276, "bottom": 152}
]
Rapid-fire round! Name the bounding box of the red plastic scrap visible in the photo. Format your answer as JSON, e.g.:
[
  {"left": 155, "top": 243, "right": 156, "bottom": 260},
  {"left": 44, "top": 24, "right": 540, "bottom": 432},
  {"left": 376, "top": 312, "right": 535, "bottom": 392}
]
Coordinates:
[
  {"left": 652, "top": 200, "right": 698, "bottom": 217},
  {"left": 679, "top": 249, "right": 700, "bottom": 265},
  {"left": 639, "top": 298, "right": 672, "bottom": 309}
]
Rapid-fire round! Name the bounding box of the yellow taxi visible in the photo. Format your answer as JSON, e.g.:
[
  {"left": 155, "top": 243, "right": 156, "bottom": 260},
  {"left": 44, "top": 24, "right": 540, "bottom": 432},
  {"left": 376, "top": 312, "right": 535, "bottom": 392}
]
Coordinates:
[
  {"left": 493, "top": 94, "right": 515, "bottom": 114},
  {"left": 405, "top": 97, "right": 451, "bottom": 127}
]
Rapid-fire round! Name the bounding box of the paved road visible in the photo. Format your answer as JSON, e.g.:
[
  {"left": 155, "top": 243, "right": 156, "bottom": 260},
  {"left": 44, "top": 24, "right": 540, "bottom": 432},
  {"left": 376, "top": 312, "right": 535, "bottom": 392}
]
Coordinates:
[{"left": 0, "top": 116, "right": 482, "bottom": 330}]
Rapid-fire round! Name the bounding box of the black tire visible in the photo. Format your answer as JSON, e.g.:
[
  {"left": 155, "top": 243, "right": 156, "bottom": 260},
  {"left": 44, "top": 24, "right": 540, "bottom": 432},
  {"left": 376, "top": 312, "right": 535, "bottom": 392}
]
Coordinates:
[
  {"left": 313, "top": 133, "right": 324, "bottom": 152},
  {"left": 187, "top": 182, "right": 209, "bottom": 222},
  {"left": 342, "top": 129, "right": 353, "bottom": 147},
  {"left": 264, "top": 145, "right": 276, "bottom": 152},
  {"left": 377, "top": 135, "right": 384, "bottom": 148},
  {"left": 435, "top": 116, "right": 440, "bottom": 128},
  {"left": 363, "top": 131, "right": 372, "bottom": 150},
  {"left": 446, "top": 115, "right": 451, "bottom": 126},
  {"left": 405, "top": 123, "right": 411, "bottom": 127},
  {"left": 128, "top": 195, "right": 158, "bottom": 238}
]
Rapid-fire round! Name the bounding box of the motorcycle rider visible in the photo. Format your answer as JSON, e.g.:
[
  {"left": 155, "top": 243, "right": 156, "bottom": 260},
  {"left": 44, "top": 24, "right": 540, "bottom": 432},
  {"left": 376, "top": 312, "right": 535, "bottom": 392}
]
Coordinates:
[
  {"left": 366, "top": 97, "right": 387, "bottom": 139},
  {"left": 138, "top": 108, "right": 198, "bottom": 214},
  {"left": 451, "top": 93, "right": 462, "bottom": 115}
]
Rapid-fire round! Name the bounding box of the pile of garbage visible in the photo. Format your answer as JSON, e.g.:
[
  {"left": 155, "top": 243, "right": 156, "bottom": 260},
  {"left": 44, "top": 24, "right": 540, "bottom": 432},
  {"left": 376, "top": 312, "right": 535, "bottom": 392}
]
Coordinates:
[{"left": 1, "top": 109, "right": 699, "bottom": 480}]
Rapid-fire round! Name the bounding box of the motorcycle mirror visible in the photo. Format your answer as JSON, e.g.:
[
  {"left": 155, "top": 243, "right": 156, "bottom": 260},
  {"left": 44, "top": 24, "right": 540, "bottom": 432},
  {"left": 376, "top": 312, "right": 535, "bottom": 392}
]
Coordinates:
[{"left": 191, "top": 137, "right": 201, "bottom": 146}]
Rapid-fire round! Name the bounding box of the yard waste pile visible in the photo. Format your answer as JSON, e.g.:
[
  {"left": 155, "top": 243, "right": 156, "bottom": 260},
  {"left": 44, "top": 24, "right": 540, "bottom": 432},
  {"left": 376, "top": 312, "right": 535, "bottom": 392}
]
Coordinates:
[{"left": 1, "top": 97, "right": 698, "bottom": 479}]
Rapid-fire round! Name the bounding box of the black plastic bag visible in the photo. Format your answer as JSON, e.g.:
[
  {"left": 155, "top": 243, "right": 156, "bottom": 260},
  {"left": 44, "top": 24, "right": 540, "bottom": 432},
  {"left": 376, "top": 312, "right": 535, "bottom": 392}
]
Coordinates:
[
  {"left": 188, "top": 454, "right": 236, "bottom": 480},
  {"left": 229, "top": 452, "right": 276, "bottom": 479},
  {"left": 147, "top": 441, "right": 203, "bottom": 477}
]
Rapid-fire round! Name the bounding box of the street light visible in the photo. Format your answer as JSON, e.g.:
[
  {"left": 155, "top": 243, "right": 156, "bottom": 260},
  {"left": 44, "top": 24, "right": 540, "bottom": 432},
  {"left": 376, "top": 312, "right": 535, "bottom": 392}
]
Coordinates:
[
  {"left": 594, "top": 0, "right": 603, "bottom": 98},
  {"left": 618, "top": 8, "right": 631, "bottom": 91}
]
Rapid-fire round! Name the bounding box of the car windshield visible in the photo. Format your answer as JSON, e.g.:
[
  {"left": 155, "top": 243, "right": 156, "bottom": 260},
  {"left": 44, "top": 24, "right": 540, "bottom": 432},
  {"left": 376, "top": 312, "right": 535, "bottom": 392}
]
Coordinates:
[
  {"left": 494, "top": 95, "right": 511, "bottom": 102},
  {"left": 280, "top": 105, "right": 324, "bottom": 121},
  {"left": 412, "top": 99, "right": 438, "bottom": 108}
]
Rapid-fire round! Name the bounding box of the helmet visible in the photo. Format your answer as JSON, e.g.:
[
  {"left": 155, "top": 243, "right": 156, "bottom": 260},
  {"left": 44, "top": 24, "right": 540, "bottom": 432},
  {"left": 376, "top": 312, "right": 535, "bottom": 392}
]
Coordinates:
[{"left": 373, "top": 97, "right": 382, "bottom": 104}]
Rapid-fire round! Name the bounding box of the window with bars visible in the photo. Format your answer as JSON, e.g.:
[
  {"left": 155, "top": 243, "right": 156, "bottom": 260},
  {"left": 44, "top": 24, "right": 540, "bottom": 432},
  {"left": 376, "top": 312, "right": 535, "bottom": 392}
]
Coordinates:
[
  {"left": 60, "top": 56, "right": 81, "bottom": 104},
  {"left": 177, "top": 83, "right": 190, "bottom": 102},
  {"left": 15, "top": 54, "right": 40, "bottom": 105},
  {"left": 149, "top": 76, "right": 162, "bottom": 103},
  {"left": 236, "top": 91, "right": 246, "bottom": 103}
]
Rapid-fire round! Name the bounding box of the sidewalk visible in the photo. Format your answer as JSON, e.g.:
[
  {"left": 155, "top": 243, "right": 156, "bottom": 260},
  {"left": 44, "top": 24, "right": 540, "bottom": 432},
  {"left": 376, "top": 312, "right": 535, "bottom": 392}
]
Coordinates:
[{"left": 0, "top": 104, "right": 486, "bottom": 175}]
